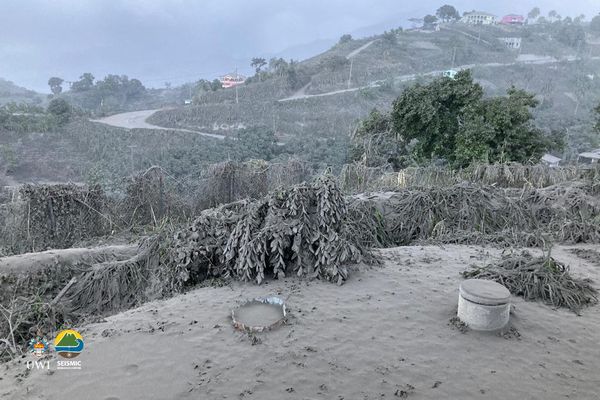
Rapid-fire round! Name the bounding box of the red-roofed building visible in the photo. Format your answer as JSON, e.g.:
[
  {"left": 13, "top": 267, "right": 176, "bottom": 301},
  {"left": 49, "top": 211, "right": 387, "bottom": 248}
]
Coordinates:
[
  {"left": 501, "top": 14, "right": 525, "bottom": 25},
  {"left": 219, "top": 73, "right": 246, "bottom": 89}
]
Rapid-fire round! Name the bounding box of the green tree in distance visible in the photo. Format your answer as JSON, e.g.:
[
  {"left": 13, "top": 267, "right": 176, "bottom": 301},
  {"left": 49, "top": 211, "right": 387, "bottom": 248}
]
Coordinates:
[
  {"left": 47, "top": 98, "right": 72, "bottom": 125},
  {"left": 339, "top": 34, "right": 353, "bottom": 44},
  {"left": 48, "top": 77, "right": 64, "bottom": 95},
  {"left": 590, "top": 15, "right": 600, "bottom": 33},
  {"left": 353, "top": 70, "right": 556, "bottom": 169},
  {"left": 71, "top": 73, "right": 95, "bottom": 92},
  {"left": 424, "top": 15, "right": 438, "bottom": 25},
  {"left": 594, "top": 103, "right": 600, "bottom": 134},
  {"left": 528, "top": 7, "right": 541, "bottom": 21},
  {"left": 436, "top": 5, "right": 460, "bottom": 22},
  {"left": 251, "top": 57, "right": 267, "bottom": 74}
]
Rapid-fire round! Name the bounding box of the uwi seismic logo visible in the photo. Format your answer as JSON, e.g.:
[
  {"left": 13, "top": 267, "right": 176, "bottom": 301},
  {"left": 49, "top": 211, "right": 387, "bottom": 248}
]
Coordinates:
[{"left": 54, "top": 329, "right": 84, "bottom": 359}]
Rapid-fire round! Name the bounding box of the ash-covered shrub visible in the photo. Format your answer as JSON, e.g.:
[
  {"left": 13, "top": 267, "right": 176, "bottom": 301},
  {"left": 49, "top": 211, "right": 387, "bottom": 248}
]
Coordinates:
[
  {"left": 462, "top": 251, "right": 598, "bottom": 314},
  {"left": 20, "top": 184, "right": 108, "bottom": 251},
  {"left": 171, "top": 175, "right": 364, "bottom": 286},
  {"left": 349, "top": 181, "right": 600, "bottom": 247}
]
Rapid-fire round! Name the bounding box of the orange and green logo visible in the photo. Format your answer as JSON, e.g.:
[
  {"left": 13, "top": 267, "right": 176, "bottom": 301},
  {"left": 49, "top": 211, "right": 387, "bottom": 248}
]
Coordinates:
[
  {"left": 28, "top": 336, "right": 50, "bottom": 358},
  {"left": 54, "top": 329, "right": 84, "bottom": 359}
]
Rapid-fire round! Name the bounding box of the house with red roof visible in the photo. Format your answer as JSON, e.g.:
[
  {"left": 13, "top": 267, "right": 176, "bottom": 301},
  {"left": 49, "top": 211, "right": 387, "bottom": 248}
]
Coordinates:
[{"left": 500, "top": 15, "right": 525, "bottom": 25}]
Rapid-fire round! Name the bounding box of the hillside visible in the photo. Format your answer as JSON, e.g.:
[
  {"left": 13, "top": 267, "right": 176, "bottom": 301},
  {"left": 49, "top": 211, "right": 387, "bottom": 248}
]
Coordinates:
[
  {"left": 0, "top": 78, "right": 45, "bottom": 106},
  {"left": 2, "top": 21, "right": 600, "bottom": 186},
  {"left": 148, "top": 22, "right": 600, "bottom": 161}
]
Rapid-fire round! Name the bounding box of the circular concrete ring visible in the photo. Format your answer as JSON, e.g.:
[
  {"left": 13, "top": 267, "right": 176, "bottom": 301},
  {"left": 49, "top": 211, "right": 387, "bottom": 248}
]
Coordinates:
[
  {"left": 231, "top": 296, "right": 287, "bottom": 333},
  {"left": 458, "top": 279, "right": 511, "bottom": 331}
]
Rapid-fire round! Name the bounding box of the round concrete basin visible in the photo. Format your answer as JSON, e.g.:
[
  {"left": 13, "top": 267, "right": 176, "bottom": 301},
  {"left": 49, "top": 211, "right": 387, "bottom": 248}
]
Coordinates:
[{"left": 458, "top": 279, "right": 511, "bottom": 331}]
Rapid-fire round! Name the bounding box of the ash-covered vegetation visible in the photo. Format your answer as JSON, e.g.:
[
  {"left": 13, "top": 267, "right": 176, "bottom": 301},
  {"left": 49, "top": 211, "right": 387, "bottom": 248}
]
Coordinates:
[{"left": 2, "top": 3, "right": 600, "bottom": 362}]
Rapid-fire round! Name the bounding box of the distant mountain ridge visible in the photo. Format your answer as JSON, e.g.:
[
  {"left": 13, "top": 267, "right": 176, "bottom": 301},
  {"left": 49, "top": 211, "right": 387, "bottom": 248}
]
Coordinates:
[{"left": 0, "top": 78, "right": 44, "bottom": 106}]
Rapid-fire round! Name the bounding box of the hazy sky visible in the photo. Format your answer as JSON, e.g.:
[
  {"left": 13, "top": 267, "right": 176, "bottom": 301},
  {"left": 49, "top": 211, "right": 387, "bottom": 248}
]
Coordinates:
[{"left": 1, "top": 0, "right": 599, "bottom": 92}]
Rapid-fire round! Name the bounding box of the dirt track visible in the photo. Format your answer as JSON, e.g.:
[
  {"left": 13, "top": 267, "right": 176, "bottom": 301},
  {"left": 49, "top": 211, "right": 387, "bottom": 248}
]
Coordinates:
[
  {"left": 279, "top": 55, "right": 599, "bottom": 102},
  {"left": 90, "top": 109, "right": 226, "bottom": 140}
]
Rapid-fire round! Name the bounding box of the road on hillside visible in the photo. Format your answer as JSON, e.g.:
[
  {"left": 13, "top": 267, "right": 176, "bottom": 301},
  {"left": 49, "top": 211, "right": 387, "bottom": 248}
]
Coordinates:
[
  {"left": 346, "top": 40, "right": 377, "bottom": 59},
  {"left": 283, "top": 40, "right": 378, "bottom": 101},
  {"left": 279, "top": 55, "right": 600, "bottom": 102},
  {"left": 90, "top": 109, "right": 226, "bottom": 140}
]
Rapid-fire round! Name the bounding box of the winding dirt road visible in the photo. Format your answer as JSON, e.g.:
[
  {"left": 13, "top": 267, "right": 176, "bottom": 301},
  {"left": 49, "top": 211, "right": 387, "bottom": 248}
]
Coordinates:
[
  {"left": 91, "top": 109, "right": 226, "bottom": 139},
  {"left": 279, "top": 54, "right": 599, "bottom": 102},
  {"left": 95, "top": 54, "right": 599, "bottom": 127}
]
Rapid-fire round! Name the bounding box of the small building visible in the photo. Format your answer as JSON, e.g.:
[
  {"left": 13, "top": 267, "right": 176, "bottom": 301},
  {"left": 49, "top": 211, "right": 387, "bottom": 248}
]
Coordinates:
[
  {"left": 461, "top": 11, "right": 497, "bottom": 25},
  {"left": 442, "top": 69, "right": 458, "bottom": 79},
  {"left": 219, "top": 73, "right": 246, "bottom": 89},
  {"left": 541, "top": 154, "right": 561, "bottom": 168},
  {"left": 500, "top": 37, "right": 522, "bottom": 49},
  {"left": 578, "top": 149, "right": 600, "bottom": 164},
  {"left": 500, "top": 14, "right": 525, "bottom": 25}
]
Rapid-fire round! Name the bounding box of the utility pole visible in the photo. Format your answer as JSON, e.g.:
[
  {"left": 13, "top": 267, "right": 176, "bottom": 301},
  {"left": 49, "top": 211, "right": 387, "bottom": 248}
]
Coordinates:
[
  {"left": 451, "top": 47, "right": 457, "bottom": 68},
  {"left": 235, "top": 66, "right": 239, "bottom": 104},
  {"left": 128, "top": 144, "right": 137, "bottom": 173},
  {"left": 347, "top": 58, "right": 354, "bottom": 89}
]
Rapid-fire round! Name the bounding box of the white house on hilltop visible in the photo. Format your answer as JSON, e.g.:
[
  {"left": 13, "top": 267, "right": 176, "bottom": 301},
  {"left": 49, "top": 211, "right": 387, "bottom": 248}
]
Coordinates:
[
  {"left": 461, "top": 11, "right": 497, "bottom": 25},
  {"left": 500, "top": 37, "right": 522, "bottom": 50}
]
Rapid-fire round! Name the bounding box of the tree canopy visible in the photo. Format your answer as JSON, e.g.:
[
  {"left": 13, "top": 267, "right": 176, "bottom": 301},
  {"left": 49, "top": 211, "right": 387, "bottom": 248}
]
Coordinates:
[
  {"left": 352, "top": 70, "right": 556, "bottom": 169},
  {"left": 48, "top": 77, "right": 64, "bottom": 95},
  {"left": 251, "top": 57, "right": 267, "bottom": 74},
  {"left": 590, "top": 15, "right": 600, "bottom": 33},
  {"left": 594, "top": 104, "right": 600, "bottom": 134},
  {"left": 339, "top": 34, "right": 353, "bottom": 44},
  {"left": 528, "top": 7, "right": 541, "bottom": 21},
  {"left": 71, "top": 73, "right": 95, "bottom": 92},
  {"left": 436, "top": 5, "right": 460, "bottom": 22}
]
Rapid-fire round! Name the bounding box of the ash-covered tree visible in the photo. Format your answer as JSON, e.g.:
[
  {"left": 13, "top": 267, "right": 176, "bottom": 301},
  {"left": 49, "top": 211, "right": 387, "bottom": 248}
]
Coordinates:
[
  {"left": 349, "top": 109, "right": 408, "bottom": 168},
  {"left": 353, "top": 70, "right": 556, "bottom": 168},
  {"left": 382, "top": 30, "right": 398, "bottom": 45},
  {"left": 528, "top": 7, "right": 541, "bottom": 21},
  {"left": 210, "top": 79, "right": 222, "bottom": 91},
  {"left": 454, "top": 88, "right": 550, "bottom": 166},
  {"left": 436, "top": 5, "right": 460, "bottom": 22},
  {"left": 339, "top": 34, "right": 353, "bottom": 44},
  {"left": 424, "top": 14, "right": 438, "bottom": 28},
  {"left": 228, "top": 127, "right": 279, "bottom": 161},
  {"left": 48, "top": 77, "right": 64, "bottom": 95},
  {"left": 391, "top": 70, "right": 482, "bottom": 163},
  {"left": 47, "top": 98, "right": 72, "bottom": 125},
  {"left": 71, "top": 73, "right": 95, "bottom": 92},
  {"left": 590, "top": 15, "right": 600, "bottom": 33},
  {"left": 594, "top": 103, "right": 600, "bottom": 133},
  {"left": 555, "top": 23, "right": 586, "bottom": 48},
  {"left": 320, "top": 55, "right": 349, "bottom": 72},
  {"left": 251, "top": 57, "right": 267, "bottom": 74}
]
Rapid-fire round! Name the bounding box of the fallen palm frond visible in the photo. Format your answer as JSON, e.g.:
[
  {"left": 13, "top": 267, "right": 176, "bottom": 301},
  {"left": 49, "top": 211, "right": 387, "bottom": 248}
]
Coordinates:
[
  {"left": 349, "top": 180, "right": 600, "bottom": 247},
  {"left": 462, "top": 251, "right": 598, "bottom": 314},
  {"left": 66, "top": 237, "right": 161, "bottom": 314},
  {"left": 0, "top": 244, "right": 141, "bottom": 361},
  {"left": 469, "top": 163, "right": 579, "bottom": 189},
  {"left": 341, "top": 162, "right": 584, "bottom": 192}
]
